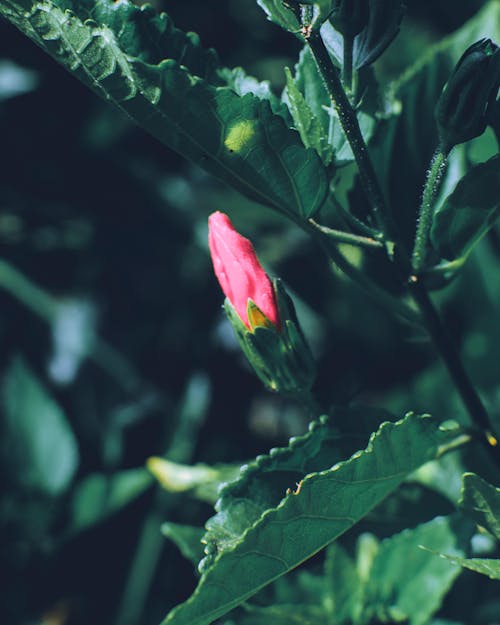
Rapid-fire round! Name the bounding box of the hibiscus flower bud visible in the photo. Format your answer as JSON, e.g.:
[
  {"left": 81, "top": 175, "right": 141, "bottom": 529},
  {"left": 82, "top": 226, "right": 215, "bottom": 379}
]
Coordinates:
[
  {"left": 436, "top": 38, "right": 500, "bottom": 153},
  {"left": 208, "top": 212, "right": 316, "bottom": 395},
  {"left": 208, "top": 211, "right": 280, "bottom": 331}
]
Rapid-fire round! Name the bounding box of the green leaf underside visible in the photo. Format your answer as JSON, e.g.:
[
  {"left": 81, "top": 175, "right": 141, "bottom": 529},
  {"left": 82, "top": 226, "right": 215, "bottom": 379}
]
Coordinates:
[
  {"left": 431, "top": 156, "right": 500, "bottom": 261},
  {"left": 162, "top": 414, "right": 463, "bottom": 625},
  {"left": 459, "top": 473, "right": 500, "bottom": 540},
  {"left": 430, "top": 553, "right": 500, "bottom": 581},
  {"left": 0, "top": 0, "right": 327, "bottom": 218},
  {"left": 363, "top": 516, "right": 473, "bottom": 625},
  {"left": 3, "top": 357, "right": 78, "bottom": 496}
]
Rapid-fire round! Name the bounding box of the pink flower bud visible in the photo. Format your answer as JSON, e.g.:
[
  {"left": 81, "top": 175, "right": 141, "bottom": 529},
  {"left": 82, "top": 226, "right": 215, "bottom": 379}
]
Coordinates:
[{"left": 208, "top": 211, "right": 280, "bottom": 331}]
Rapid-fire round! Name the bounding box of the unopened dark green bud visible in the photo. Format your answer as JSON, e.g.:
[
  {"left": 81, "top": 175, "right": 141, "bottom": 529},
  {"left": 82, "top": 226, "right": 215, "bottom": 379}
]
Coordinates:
[
  {"left": 436, "top": 38, "right": 500, "bottom": 153},
  {"left": 330, "top": 0, "right": 369, "bottom": 38}
]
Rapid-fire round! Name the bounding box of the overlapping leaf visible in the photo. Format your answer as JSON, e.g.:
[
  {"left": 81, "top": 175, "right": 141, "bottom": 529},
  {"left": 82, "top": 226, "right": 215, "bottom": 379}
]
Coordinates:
[
  {"left": 362, "top": 516, "right": 473, "bottom": 625},
  {"left": 459, "top": 472, "right": 500, "bottom": 540},
  {"left": 162, "top": 414, "right": 465, "bottom": 625},
  {"left": 431, "top": 156, "right": 500, "bottom": 261},
  {"left": 201, "top": 407, "right": 393, "bottom": 568},
  {"left": 0, "top": 0, "right": 328, "bottom": 218}
]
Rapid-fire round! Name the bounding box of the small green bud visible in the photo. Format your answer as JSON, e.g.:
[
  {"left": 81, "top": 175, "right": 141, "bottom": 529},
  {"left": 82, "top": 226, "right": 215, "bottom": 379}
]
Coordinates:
[
  {"left": 436, "top": 38, "right": 500, "bottom": 153},
  {"left": 224, "top": 279, "right": 316, "bottom": 396},
  {"left": 330, "top": 0, "right": 369, "bottom": 38}
]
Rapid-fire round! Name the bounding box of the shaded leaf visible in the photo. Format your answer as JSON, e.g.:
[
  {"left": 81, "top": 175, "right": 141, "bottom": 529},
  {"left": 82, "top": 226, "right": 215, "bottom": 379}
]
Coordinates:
[
  {"left": 293, "top": 47, "right": 376, "bottom": 165},
  {"left": 320, "top": 0, "right": 405, "bottom": 70},
  {"left": 0, "top": 0, "right": 328, "bottom": 219},
  {"left": 161, "top": 414, "right": 465, "bottom": 625},
  {"left": 430, "top": 156, "right": 500, "bottom": 261},
  {"left": 256, "top": 0, "right": 300, "bottom": 33},
  {"left": 2, "top": 357, "right": 78, "bottom": 496},
  {"left": 70, "top": 468, "right": 152, "bottom": 534},
  {"left": 284, "top": 66, "right": 333, "bottom": 164},
  {"left": 459, "top": 472, "right": 500, "bottom": 540},
  {"left": 428, "top": 553, "right": 500, "bottom": 581},
  {"left": 162, "top": 523, "right": 206, "bottom": 565},
  {"left": 362, "top": 516, "right": 473, "bottom": 625}
]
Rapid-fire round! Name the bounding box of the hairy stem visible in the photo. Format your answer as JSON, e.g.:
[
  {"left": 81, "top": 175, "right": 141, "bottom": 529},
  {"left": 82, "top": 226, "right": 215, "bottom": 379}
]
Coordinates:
[
  {"left": 412, "top": 148, "right": 448, "bottom": 274},
  {"left": 305, "top": 30, "right": 397, "bottom": 243},
  {"left": 300, "top": 26, "right": 499, "bottom": 464},
  {"left": 309, "top": 219, "right": 384, "bottom": 249},
  {"left": 342, "top": 34, "right": 354, "bottom": 92},
  {"left": 409, "top": 278, "right": 500, "bottom": 463}
]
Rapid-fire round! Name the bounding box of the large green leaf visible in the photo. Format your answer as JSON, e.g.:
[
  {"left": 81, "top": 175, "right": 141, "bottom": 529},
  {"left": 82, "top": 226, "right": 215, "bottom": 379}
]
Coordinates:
[
  {"left": 430, "top": 156, "right": 500, "bottom": 261},
  {"left": 362, "top": 516, "right": 473, "bottom": 625},
  {"left": 201, "top": 407, "right": 393, "bottom": 567},
  {"left": 0, "top": 0, "right": 328, "bottom": 219},
  {"left": 2, "top": 357, "right": 78, "bottom": 496},
  {"left": 459, "top": 472, "right": 500, "bottom": 540},
  {"left": 161, "top": 414, "right": 465, "bottom": 625}
]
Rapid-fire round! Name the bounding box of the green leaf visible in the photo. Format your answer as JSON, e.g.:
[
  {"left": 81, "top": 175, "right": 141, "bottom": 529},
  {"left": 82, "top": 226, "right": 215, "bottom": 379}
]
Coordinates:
[
  {"left": 371, "top": 1, "right": 500, "bottom": 250},
  {"left": 428, "top": 553, "right": 500, "bottom": 581},
  {"left": 0, "top": 0, "right": 328, "bottom": 219},
  {"left": 2, "top": 357, "right": 79, "bottom": 496},
  {"left": 320, "top": 0, "right": 405, "bottom": 70},
  {"left": 284, "top": 67, "right": 333, "bottom": 164},
  {"left": 201, "top": 408, "right": 393, "bottom": 566},
  {"left": 162, "top": 523, "right": 206, "bottom": 566},
  {"left": 324, "top": 543, "right": 361, "bottom": 624},
  {"left": 161, "top": 414, "right": 465, "bottom": 625},
  {"left": 147, "top": 457, "right": 240, "bottom": 505},
  {"left": 293, "top": 47, "right": 377, "bottom": 165},
  {"left": 256, "top": 0, "right": 300, "bottom": 33},
  {"left": 459, "top": 472, "right": 500, "bottom": 540},
  {"left": 362, "top": 516, "right": 473, "bottom": 625},
  {"left": 69, "top": 468, "right": 152, "bottom": 534},
  {"left": 430, "top": 156, "right": 500, "bottom": 261}
]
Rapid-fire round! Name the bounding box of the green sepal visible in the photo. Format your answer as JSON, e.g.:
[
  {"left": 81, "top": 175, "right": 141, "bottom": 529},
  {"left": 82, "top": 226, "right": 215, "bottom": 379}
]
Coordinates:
[{"left": 223, "top": 280, "right": 316, "bottom": 395}]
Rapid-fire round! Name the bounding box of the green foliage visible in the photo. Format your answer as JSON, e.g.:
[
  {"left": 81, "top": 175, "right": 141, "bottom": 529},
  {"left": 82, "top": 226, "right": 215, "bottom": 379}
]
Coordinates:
[
  {"left": 2, "top": 356, "right": 78, "bottom": 495},
  {"left": 361, "top": 516, "right": 473, "bottom": 625},
  {"left": 163, "top": 414, "right": 464, "bottom": 625},
  {"left": 0, "top": 0, "right": 327, "bottom": 219},
  {"left": 431, "top": 155, "right": 500, "bottom": 261},
  {"left": 162, "top": 523, "right": 206, "bottom": 565},
  {"left": 1, "top": 1, "right": 500, "bottom": 624},
  {"left": 459, "top": 472, "right": 500, "bottom": 540},
  {"left": 69, "top": 469, "right": 153, "bottom": 534}
]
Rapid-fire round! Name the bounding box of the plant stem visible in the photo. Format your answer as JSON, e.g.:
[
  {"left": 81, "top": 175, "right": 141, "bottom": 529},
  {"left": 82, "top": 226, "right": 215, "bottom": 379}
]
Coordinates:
[
  {"left": 308, "top": 219, "right": 384, "bottom": 249},
  {"left": 409, "top": 278, "right": 500, "bottom": 462},
  {"left": 342, "top": 34, "right": 354, "bottom": 92},
  {"left": 305, "top": 30, "right": 397, "bottom": 243},
  {"left": 411, "top": 148, "right": 448, "bottom": 274},
  {"left": 307, "top": 226, "right": 422, "bottom": 327},
  {"left": 300, "top": 26, "right": 500, "bottom": 464}
]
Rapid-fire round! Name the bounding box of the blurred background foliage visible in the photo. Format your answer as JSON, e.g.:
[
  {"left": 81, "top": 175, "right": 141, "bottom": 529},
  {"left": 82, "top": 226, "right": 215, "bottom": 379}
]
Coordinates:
[{"left": 0, "top": 1, "right": 499, "bottom": 624}]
